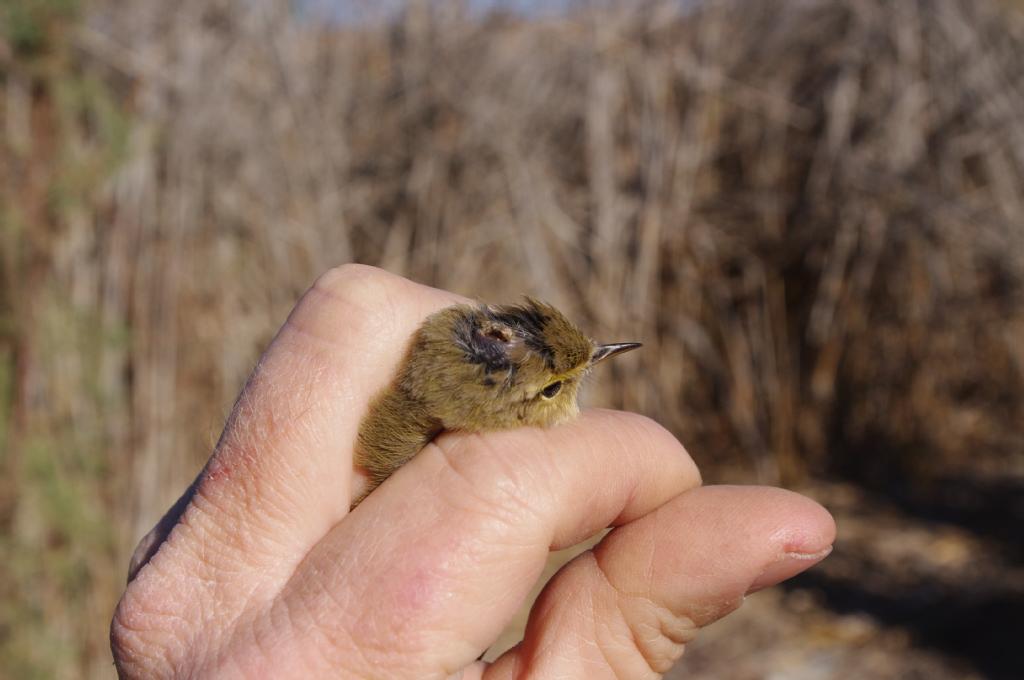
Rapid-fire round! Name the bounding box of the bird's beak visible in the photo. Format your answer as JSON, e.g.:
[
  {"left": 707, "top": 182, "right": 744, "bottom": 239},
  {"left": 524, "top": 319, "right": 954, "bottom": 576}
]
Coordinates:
[{"left": 589, "top": 342, "right": 642, "bottom": 366}]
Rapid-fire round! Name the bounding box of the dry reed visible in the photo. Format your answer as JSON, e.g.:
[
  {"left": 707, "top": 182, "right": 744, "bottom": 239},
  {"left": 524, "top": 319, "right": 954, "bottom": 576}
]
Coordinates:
[{"left": 2, "top": 0, "right": 1023, "bottom": 675}]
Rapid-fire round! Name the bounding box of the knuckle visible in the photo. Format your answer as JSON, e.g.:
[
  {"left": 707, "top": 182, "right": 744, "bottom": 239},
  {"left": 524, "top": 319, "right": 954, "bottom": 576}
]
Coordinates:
[
  {"left": 589, "top": 554, "right": 696, "bottom": 677},
  {"left": 616, "top": 594, "right": 697, "bottom": 675},
  {"left": 110, "top": 587, "right": 176, "bottom": 677},
  {"left": 311, "top": 264, "right": 396, "bottom": 308},
  {"left": 297, "top": 264, "right": 404, "bottom": 346}
]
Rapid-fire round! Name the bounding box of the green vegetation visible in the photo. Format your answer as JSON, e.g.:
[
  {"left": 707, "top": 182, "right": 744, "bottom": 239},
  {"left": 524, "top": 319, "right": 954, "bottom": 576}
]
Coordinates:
[
  {"left": 2, "top": 0, "right": 80, "bottom": 57},
  {"left": 1, "top": 0, "right": 131, "bottom": 674}
]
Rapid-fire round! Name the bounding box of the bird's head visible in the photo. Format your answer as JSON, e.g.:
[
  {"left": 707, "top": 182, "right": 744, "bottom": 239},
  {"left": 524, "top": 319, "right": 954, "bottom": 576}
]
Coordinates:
[{"left": 413, "top": 298, "right": 640, "bottom": 430}]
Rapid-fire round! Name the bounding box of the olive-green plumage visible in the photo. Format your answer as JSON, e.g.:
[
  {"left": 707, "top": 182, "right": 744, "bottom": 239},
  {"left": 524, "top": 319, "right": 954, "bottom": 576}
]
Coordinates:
[{"left": 352, "top": 298, "right": 639, "bottom": 506}]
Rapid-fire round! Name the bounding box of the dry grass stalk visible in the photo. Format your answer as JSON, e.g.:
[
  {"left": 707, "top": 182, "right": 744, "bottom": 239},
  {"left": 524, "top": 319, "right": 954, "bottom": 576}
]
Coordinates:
[{"left": 2, "top": 0, "right": 1023, "bottom": 675}]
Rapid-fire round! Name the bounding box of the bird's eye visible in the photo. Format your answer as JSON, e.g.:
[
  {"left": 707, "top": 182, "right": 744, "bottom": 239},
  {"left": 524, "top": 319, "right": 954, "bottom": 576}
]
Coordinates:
[{"left": 540, "top": 381, "right": 563, "bottom": 399}]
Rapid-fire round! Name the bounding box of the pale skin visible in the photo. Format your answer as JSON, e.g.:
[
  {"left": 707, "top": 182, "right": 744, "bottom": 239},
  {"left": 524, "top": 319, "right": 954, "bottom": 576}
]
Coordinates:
[{"left": 111, "top": 265, "right": 836, "bottom": 679}]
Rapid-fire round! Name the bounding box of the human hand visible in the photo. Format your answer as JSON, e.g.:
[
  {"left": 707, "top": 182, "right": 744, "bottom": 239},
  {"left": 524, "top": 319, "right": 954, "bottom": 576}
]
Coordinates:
[{"left": 111, "top": 265, "right": 835, "bottom": 678}]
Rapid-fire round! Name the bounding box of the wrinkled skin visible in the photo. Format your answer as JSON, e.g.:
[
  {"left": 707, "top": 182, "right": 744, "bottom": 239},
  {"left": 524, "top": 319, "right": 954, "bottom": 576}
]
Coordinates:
[{"left": 111, "top": 265, "right": 835, "bottom": 679}]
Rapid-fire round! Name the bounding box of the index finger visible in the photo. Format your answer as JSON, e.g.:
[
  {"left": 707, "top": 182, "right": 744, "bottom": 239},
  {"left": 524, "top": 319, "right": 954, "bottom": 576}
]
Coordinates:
[{"left": 131, "top": 265, "right": 465, "bottom": 583}]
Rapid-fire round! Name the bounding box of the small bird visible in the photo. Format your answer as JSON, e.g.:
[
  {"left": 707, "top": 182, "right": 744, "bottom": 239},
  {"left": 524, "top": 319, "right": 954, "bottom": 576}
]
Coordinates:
[{"left": 352, "top": 297, "right": 640, "bottom": 507}]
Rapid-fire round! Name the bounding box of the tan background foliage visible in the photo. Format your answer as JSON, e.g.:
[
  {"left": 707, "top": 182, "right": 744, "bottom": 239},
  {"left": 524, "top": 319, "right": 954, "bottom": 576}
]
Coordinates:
[{"left": 2, "top": 0, "right": 1022, "bottom": 677}]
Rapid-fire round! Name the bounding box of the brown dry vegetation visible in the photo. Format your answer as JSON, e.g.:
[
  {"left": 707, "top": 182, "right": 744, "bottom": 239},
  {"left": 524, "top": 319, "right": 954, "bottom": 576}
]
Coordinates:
[{"left": 2, "top": 0, "right": 1023, "bottom": 677}]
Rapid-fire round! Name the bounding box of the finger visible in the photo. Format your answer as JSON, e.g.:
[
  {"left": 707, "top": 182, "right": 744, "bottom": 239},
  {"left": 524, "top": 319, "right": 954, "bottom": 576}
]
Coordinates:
[
  {"left": 127, "top": 478, "right": 199, "bottom": 582},
  {"left": 485, "top": 485, "right": 836, "bottom": 678},
  {"left": 130, "top": 265, "right": 463, "bottom": 582},
  {"left": 269, "top": 409, "right": 701, "bottom": 678}
]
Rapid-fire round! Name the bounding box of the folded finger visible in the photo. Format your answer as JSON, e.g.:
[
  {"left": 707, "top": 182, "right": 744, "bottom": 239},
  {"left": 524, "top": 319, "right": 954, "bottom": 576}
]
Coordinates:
[
  {"left": 273, "top": 409, "right": 701, "bottom": 678},
  {"left": 130, "top": 265, "right": 462, "bottom": 582}
]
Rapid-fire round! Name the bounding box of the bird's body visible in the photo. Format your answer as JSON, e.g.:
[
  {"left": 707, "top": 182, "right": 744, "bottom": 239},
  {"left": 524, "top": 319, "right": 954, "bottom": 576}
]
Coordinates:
[{"left": 353, "top": 298, "right": 639, "bottom": 506}]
